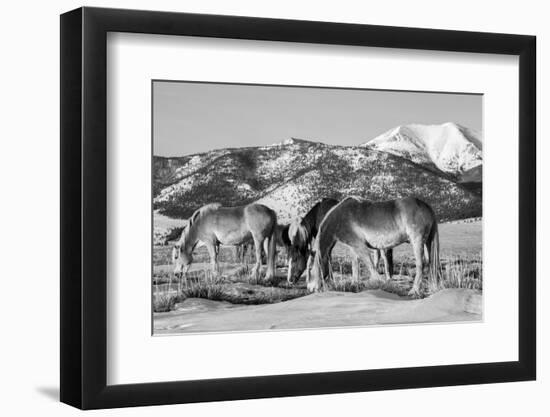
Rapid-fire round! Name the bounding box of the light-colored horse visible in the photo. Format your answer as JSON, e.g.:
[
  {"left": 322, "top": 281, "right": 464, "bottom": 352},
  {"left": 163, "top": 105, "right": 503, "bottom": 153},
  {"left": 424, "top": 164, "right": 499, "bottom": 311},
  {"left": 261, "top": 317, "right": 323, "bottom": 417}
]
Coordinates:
[
  {"left": 288, "top": 198, "right": 391, "bottom": 284},
  {"left": 309, "top": 196, "right": 440, "bottom": 297},
  {"left": 172, "top": 203, "right": 277, "bottom": 281}
]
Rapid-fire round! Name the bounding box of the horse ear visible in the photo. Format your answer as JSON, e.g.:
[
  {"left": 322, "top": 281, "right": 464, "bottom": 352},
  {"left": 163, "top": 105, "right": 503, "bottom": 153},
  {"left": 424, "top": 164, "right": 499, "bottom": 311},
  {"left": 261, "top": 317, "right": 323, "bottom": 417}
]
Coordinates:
[{"left": 190, "top": 210, "right": 200, "bottom": 224}]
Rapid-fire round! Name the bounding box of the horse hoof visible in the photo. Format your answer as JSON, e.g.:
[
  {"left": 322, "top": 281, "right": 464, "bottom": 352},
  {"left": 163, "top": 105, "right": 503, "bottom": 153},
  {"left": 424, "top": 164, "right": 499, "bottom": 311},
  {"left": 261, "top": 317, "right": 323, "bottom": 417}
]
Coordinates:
[
  {"left": 307, "top": 283, "right": 319, "bottom": 293},
  {"left": 408, "top": 288, "right": 421, "bottom": 298}
]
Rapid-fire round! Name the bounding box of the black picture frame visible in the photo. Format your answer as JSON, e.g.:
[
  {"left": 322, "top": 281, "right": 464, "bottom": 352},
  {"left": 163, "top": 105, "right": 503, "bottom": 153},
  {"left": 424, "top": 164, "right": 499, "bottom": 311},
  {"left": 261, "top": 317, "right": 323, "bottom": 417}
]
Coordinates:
[{"left": 60, "top": 6, "right": 536, "bottom": 410}]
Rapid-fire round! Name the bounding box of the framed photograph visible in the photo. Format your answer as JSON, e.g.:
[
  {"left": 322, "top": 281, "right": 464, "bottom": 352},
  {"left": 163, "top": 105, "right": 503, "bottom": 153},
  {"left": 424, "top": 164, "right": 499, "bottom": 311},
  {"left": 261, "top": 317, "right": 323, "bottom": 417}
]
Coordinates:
[{"left": 60, "top": 7, "right": 536, "bottom": 409}]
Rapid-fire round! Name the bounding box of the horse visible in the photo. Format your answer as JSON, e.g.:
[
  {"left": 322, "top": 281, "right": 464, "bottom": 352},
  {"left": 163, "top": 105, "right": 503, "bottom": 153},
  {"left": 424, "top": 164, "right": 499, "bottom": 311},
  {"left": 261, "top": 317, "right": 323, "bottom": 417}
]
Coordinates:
[
  {"left": 308, "top": 196, "right": 440, "bottom": 297},
  {"left": 270, "top": 222, "right": 309, "bottom": 283},
  {"left": 172, "top": 203, "right": 277, "bottom": 282},
  {"left": 287, "top": 198, "right": 391, "bottom": 284},
  {"left": 286, "top": 198, "right": 338, "bottom": 283}
]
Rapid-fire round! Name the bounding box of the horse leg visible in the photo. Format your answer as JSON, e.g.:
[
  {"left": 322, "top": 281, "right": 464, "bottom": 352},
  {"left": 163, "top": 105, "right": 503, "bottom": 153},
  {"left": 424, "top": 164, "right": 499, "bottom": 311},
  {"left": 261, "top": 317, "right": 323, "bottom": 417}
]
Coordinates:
[
  {"left": 365, "top": 252, "right": 378, "bottom": 281},
  {"left": 251, "top": 236, "right": 263, "bottom": 281},
  {"left": 242, "top": 243, "right": 248, "bottom": 264},
  {"left": 326, "top": 257, "right": 334, "bottom": 283},
  {"left": 206, "top": 242, "right": 219, "bottom": 278},
  {"left": 351, "top": 255, "right": 360, "bottom": 282},
  {"left": 387, "top": 248, "right": 394, "bottom": 276},
  {"left": 265, "top": 234, "right": 276, "bottom": 281},
  {"left": 352, "top": 244, "right": 379, "bottom": 281},
  {"left": 263, "top": 239, "right": 269, "bottom": 264},
  {"left": 306, "top": 252, "right": 313, "bottom": 284},
  {"left": 409, "top": 239, "right": 425, "bottom": 297},
  {"left": 380, "top": 250, "right": 392, "bottom": 282},
  {"left": 287, "top": 257, "right": 293, "bottom": 284},
  {"left": 373, "top": 249, "right": 380, "bottom": 273}
]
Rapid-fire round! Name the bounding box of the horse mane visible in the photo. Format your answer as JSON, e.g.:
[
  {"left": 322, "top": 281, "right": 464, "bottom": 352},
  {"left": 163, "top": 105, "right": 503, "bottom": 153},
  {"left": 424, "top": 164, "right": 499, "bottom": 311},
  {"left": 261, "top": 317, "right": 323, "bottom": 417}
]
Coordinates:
[
  {"left": 316, "top": 196, "right": 360, "bottom": 249},
  {"left": 289, "top": 217, "right": 310, "bottom": 250},
  {"left": 176, "top": 203, "right": 222, "bottom": 246},
  {"left": 188, "top": 203, "right": 222, "bottom": 226},
  {"left": 339, "top": 195, "right": 362, "bottom": 205}
]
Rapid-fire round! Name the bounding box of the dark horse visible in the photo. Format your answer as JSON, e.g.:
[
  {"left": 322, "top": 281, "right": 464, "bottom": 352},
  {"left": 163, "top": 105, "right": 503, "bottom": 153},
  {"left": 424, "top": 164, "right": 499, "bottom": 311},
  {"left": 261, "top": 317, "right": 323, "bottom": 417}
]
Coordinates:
[
  {"left": 287, "top": 198, "right": 339, "bottom": 283},
  {"left": 287, "top": 198, "right": 392, "bottom": 283},
  {"left": 309, "top": 196, "right": 440, "bottom": 296}
]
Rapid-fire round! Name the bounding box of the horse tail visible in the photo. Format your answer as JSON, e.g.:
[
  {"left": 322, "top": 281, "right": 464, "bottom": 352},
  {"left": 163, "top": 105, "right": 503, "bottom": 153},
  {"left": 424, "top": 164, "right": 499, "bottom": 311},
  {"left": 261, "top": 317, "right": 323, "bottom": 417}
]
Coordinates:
[
  {"left": 326, "top": 257, "right": 333, "bottom": 285},
  {"left": 310, "top": 250, "right": 327, "bottom": 291},
  {"left": 428, "top": 221, "right": 441, "bottom": 288}
]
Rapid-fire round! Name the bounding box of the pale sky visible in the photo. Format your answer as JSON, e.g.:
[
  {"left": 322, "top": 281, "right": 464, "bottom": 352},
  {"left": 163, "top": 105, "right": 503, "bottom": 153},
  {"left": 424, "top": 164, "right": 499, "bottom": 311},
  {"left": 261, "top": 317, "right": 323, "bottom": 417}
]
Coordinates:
[{"left": 153, "top": 81, "right": 482, "bottom": 157}]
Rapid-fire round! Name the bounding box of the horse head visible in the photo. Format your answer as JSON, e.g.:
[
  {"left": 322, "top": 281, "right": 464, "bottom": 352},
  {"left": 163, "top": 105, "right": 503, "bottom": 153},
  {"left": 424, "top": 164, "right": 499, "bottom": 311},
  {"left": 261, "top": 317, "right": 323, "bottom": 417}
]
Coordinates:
[
  {"left": 171, "top": 222, "right": 194, "bottom": 277},
  {"left": 172, "top": 243, "right": 192, "bottom": 277},
  {"left": 287, "top": 246, "right": 307, "bottom": 283},
  {"left": 286, "top": 218, "right": 310, "bottom": 282},
  {"left": 288, "top": 218, "right": 309, "bottom": 250}
]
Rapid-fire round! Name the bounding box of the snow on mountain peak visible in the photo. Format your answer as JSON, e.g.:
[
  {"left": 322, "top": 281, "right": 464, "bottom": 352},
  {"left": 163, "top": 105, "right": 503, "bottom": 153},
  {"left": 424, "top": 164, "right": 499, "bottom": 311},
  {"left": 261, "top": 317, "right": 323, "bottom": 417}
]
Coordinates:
[
  {"left": 268, "top": 137, "right": 318, "bottom": 147},
  {"left": 363, "top": 122, "right": 482, "bottom": 175}
]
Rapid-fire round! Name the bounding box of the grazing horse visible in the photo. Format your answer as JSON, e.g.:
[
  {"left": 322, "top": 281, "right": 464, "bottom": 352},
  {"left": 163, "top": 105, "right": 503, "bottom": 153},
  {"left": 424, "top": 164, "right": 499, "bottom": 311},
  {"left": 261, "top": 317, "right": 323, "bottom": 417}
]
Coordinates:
[
  {"left": 286, "top": 198, "right": 339, "bottom": 283},
  {"left": 271, "top": 223, "right": 309, "bottom": 282},
  {"left": 172, "top": 203, "right": 277, "bottom": 281},
  {"left": 287, "top": 198, "right": 391, "bottom": 284},
  {"left": 309, "top": 196, "right": 440, "bottom": 297}
]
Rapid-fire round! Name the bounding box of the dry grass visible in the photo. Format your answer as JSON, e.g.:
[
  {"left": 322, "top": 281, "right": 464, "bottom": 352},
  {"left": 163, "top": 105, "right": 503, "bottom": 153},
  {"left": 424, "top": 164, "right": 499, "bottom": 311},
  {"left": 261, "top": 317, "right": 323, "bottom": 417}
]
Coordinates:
[
  {"left": 182, "top": 280, "right": 227, "bottom": 301},
  {"left": 153, "top": 241, "right": 482, "bottom": 310},
  {"left": 440, "top": 253, "right": 483, "bottom": 291},
  {"left": 153, "top": 293, "right": 182, "bottom": 313},
  {"left": 329, "top": 276, "right": 412, "bottom": 297},
  {"left": 153, "top": 265, "right": 307, "bottom": 311},
  {"left": 327, "top": 251, "right": 482, "bottom": 298}
]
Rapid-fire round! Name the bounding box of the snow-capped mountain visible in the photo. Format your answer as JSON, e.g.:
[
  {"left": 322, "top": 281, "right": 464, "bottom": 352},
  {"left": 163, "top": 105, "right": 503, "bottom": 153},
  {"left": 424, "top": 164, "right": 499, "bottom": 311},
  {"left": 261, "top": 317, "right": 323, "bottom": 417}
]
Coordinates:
[
  {"left": 153, "top": 136, "right": 482, "bottom": 231},
  {"left": 363, "top": 122, "right": 482, "bottom": 177}
]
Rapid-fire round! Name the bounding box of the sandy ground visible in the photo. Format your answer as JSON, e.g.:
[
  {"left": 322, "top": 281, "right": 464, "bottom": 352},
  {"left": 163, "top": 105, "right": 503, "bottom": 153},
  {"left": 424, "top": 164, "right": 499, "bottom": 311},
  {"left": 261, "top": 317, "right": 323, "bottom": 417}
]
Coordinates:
[{"left": 154, "top": 288, "right": 482, "bottom": 334}]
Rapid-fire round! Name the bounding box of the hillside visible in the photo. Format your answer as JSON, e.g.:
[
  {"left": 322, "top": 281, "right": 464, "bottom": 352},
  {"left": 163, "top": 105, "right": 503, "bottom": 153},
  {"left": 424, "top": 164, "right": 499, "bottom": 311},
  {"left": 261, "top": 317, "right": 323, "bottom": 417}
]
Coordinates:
[
  {"left": 153, "top": 137, "right": 482, "bottom": 225},
  {"left": 458, "top": 165, "right": 483, "bottom": 196}
]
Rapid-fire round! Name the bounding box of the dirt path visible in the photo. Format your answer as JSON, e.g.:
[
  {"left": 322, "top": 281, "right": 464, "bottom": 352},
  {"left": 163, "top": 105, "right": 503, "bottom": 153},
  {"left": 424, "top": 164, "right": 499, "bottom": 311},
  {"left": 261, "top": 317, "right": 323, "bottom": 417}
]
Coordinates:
[{"left": 154, "top": 288, "right": 482, "bottom": 334}]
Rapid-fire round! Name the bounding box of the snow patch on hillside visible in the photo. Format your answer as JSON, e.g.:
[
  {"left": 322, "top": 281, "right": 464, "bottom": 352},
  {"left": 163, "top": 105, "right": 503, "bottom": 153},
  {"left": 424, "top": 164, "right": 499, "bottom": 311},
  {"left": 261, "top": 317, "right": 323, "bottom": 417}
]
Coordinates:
[
  {"left": 171, "top": 149, "right": 229, "bottom": 181},
  {"left": 265, "top": 137, "right": 318, "bottom": 148},
  {"left": 332, "top": 147, "right": 378, "bottom": 170},
  {"left": 256, "top": 182, "right": 308, "bottom": 223},
  {"left": 155, "top": 176, "right": 197, "bottom": 203}
]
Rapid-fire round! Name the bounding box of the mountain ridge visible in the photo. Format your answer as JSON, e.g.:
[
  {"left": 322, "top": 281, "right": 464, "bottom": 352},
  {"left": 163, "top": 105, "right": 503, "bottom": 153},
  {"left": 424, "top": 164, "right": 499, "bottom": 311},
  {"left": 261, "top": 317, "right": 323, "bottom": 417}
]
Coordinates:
[{"left": 153, "top": 133, "right": 482, "bottom": 226}]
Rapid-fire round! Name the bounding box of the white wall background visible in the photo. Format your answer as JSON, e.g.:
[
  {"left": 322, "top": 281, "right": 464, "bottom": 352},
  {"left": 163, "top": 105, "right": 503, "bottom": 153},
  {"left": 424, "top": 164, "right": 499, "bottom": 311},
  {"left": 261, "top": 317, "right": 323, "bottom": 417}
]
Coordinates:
[{"left": 0, "top": 0, "right": 545, "bottom": 415}]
